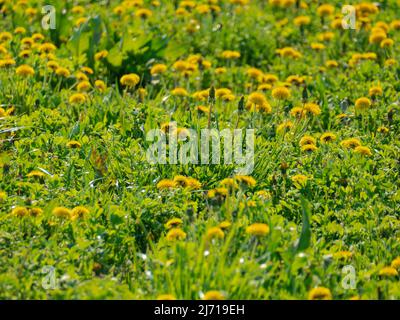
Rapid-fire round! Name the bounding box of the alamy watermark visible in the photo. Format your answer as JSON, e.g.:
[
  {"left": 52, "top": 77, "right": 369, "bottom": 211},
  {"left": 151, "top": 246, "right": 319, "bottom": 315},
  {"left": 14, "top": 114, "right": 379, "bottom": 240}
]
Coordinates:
[
  {"left": 41, "top": 5, "right": 56, "bottom": 30},
  {"left": 146, "top": 123, "right": 255, "bottom": 175}
]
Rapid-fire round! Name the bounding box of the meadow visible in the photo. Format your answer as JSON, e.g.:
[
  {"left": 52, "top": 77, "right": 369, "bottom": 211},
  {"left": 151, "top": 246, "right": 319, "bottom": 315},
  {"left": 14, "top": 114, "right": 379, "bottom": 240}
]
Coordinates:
[{"left": 0, "top": 0, "right": 399, "bottom": 300}]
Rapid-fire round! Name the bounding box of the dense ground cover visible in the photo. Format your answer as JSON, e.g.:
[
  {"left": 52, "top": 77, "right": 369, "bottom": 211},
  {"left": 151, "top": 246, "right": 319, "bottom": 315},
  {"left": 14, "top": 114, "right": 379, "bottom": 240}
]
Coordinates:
[{"left": 0, "top": 0, "right": 400, "bottom": 299}]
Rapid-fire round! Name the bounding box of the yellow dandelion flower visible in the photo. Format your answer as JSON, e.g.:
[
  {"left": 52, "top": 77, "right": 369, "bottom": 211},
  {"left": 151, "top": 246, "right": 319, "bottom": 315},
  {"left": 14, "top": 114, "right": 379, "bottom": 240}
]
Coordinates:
[
  {"left": 12, "top": 206, "right": 29, "bottom": 217},
  {"left": 66, "top": 140, "right": 82, "bottom": 149},
  {"left": 95, "top": 80, "right": 107, "bottom": 92},
  {"left": 166, "top": 228, "right": 187, "bottom": 241},
  {"left": 157, "top": 179, "right": 177, "bottom": 190},
  {"left": 27, "top": 170, "right": 45, "bottom": 178},
  {"left": 301, "top": 144, "right": 318, "bottom": 152},
  {"left": 71, "top": 206, "right": 90, "bottom": 219},
  {"left": 300, "top": 135, "right": 316, "bottom": 146},
  {"left": 308, "top": 287, "right": 332, "bottom": 300},
  {"left": 341, "top": 138, "right": 361, "bottom": 149},
  {"left": 234, "top": 175, "right": 256, "bottom": 187},
  {"left": 206, "top": 227, "right": 225, "bottom": 241},
  {"left": 55, "top": 67, "right": 71, "bottom": 77},
  {"left": 272, "top": 86, "right": 291, "bottom": 100},
  {"left": 377, "top": 126, "right": 389, "bottom": 134},
  {"left": 157, "top": 294, "right": 176, "bottom": 300},
  {"left": 320, "top": 132, "right": 337, "bottom": 143},
  {"left": 391, "top": 258, "right": 400, "bottom": 270},
  {"left": 291, "top": 174, "right": 308, "bottom": 187},
  {"left": 52, "top": 207, "right": 71, "bottom": 218},
  {"left": 120, "top": 73, "right": 140, "bottom": 87},
  {"left": 16, "top": 64, "right": 35, "bottom": 77},
  {"left": 219, "top": 221, "right": 232, "bottom": 230},
  {"left": 246, "top": 223, "right": 270, "bottom": 237},
  {"left": 151, "top": 63, "right": 167, "bottom": 75},
  {"left": 379, "top": 267, "right": 398, "bottom": 277},
  {"left": 136, "top": 8, "right": 153, "bottom": 19},
  {"left": 354, "top": 146, "right": 372, "bottom": 156},
  {"left": 203, "top": 291, "right": 225, "bottom": 300},
  {"left": 95, "top": 50, "right": 108, "bottom": 60},
  {"left": 355, "top": 97, "right": 372, "bottom": 111},
  {"left": 317, "top": 4, "right": 335, "bottom": 17},
  {"left": 165, "top": 218, "right": 183, "bottom": 229},
  {"left": 69, "top": 93, "right": 86, "bottom": 104}
]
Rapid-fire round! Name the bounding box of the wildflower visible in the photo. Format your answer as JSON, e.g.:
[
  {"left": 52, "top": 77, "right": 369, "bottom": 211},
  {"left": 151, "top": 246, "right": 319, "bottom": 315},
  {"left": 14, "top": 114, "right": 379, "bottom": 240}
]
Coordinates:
[
  {"left": 14, "top": 27, "right": 26, "bottom": 35},
  {"left": 66, "top": 140, "right": 82, "bottom": 149},
  {"left": 0, "top": 191, "right": 6, "bottom": 202},
  {"left": 234, "top": 175, "right": 256, "bottom": 187},
  {"left": 308, "top": 287, "right": 332, "bottom": 300},
  {"left": 247, "top": 67, "right": 263, "bottom": 80},
  {"left": 12, "top": 206, "right": 29, "bottom": 217},
  {"left": 272, "top": 86, "right": 291, "bottom": 100},
  {"left": 27, "top": 170, "right": 45, "bottom": 178},
  {"left": 29, "top": 208, "right": 43, "bottom": 217},
  {"left": 136, "top": 8, "right": 153, "bottom": 19},
  {"left": 207, "top": 187, "right": 228, "bottom": 199},
  {"left": 165, "top": 218, "right": 183, "bottom": 229},
  {"left": 317, "top": 4, "right": 335, "bottom": 17},
  {"left": 320, "top": 132, "right": 336, "bottom": 143},
  {"left": 32, "top": 33, "right": 45, "bottom": 42},
  {"left": 81, "top": 67, "right": 94, "bottom": 75},
  {"left": 47, "top": 61, "right": 59, "bottom": 71},
  {"left": 301, "top": 144, "right": 318, "bottom": 152},
  {"left": 276, "top": 120, "right": 293, "bottom": 134},
  {"left": 55, "top": 67, "right": 71, "bottom": 77},
  {"left": 71, "top": 206, "right": 90, "bottom": 219},
  {"left": 221, "top": 50, "right": 241, "bottom": 59},
  {"left": 215, "top": 67, "right": 227, "bottom": 75},
  {"left": 290, "top": 107, "right": 306, "bottom": 118},
  {"left": 354, "top": 146, "right": 372, "bottom": 156},
  {"left": 326, "top": 60, "right": 339, "bottom": 68},
  {"left": 304, "top": 103, "right": 321, "bottom": 115},
  {"left": 219, "top": 221, "right": 232, "bottom": 230},
  {"left": 151, "top": 63, "right": 167, "bottom": 75},
  {"left": 171, "top": 87, "right": 189, "bottom": 96},
  {"left": 300, "top": 135, "right": 316, "bottom": 146},
  {"left": 203, "top": 291, "right": 225, "bottom": 300},
  {"left": 95, "top": 50, "right": 108, "bottom": 60},
  {"left": 39, "top": 42, "right": 57, "bottom": 53},
  {"left": 69, "top": 93, "right": 86, "bottom": 104},
  {"left": 341, "top": 138, "right": 361, "bottom": 149},
  {"left": 377, "top": 126, "right": 389, "bottom": 134},
  {"left": 291, "top": 174, "right": 308, "bottom": 187},
  {"left": 380, "top": 39, "right": 394, "bottom": 48},
  {"left": 369, "top": 86, "right": 383, "bottom": 97},
  {"left": 248, "top": 92, "right": 266, "bottom": 106},
  {"left": 355, "top": 97, "right": 372, "bottom": 111},
  {"left": 77, "top": 81, "right": 91, "bottom": 92},
  {"left": 311, "top": 43, "right": 325, "bottom": 51},
  {"left": 391, "top": 258, "right": 400, "bottom": 270},
  {"left": 246, "top": 223, "right": 270, "bottom": 237},
  {"left": 379, "top": 267, "right": 398, "bottom": 277},
  {"left": 369, "top": 31, "right": 387, "bottom": 44},
  {"left": 294, "top": 16, "right": 310, "bottom": 26},
  {"left": 157, "top": 179, "right": 177, "bottom": 190},
  {"left": 16, "top": 64, "right": 35, "bottom": 77},
  {"left": 120, "top": 73, "right": 140, "bottom": 87},
  {"left": 196, "top": 105, "right": 210, "bottom": 114},
  {"left": 95, "top": 80, "right": 107, "bottom": 92},
  {"left": 333, "top": 251, "right": 353, "bottom": 260},
  {"left": 166, "top": 228, "right": 187, "bottom": 241},
  {"left": 52, "top": 207, "right": 71, "bottom": 218},
  {"left": 206, "top": 227, "right": 225, "bottom": 241},
  {"left": 157, "top": 295, "right": 176, "bottom": 300}
]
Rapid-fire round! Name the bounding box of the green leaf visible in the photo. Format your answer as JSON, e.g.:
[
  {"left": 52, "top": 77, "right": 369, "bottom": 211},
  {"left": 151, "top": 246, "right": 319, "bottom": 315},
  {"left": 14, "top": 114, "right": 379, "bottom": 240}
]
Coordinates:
[{"left": 296, "top": 197, "right": 312, "bottom": 252}]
